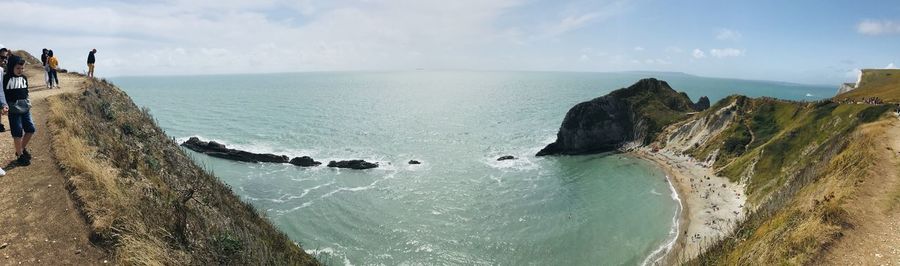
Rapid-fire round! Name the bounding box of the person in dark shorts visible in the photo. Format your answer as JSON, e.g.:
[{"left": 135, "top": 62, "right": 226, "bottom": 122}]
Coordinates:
[{"left": 0, "top": 58, "right": 36, "bottom": 165}]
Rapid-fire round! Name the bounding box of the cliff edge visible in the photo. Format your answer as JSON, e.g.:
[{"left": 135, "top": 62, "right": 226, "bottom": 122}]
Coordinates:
[{"left": 41, "top": 65, "right": 318, "bottom": 263}]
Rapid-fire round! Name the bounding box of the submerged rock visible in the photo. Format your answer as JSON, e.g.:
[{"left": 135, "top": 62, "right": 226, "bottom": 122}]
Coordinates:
[
  {"left": 408, "top": 160, "right": 422, "bottom": 165},
  {"left": 537, "top": 78, "right": 705, "bottom": 156},
  {"left": 290, "top": 156, "right": 322, "bottom": 167},
  {"left": 496, "top": 155, "right": 516, "bottom": 161},
  {"left": 327, "top": 160, "right": 379, "bottom": 170},
  {"left": 181, "top": 137, "right": 289, "bottom": 163}
]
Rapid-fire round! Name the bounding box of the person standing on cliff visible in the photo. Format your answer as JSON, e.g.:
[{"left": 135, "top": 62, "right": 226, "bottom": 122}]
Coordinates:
[
  {"left": 86, "top": 49, "right": 96, "bottom": 78},
  {"left": 40, "top": 48, "right": 49, "bottom": 88},
  {"left": 47, "top": 50, "right": 59, "bottom": 89},
  {"left": 0, "top": 58, "right": 35, "bottom": 166}
]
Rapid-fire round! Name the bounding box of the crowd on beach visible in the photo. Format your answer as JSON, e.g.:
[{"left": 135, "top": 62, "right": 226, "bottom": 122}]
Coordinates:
[{"left": 0, "top": 47, "right": 98, "bottom": 175}]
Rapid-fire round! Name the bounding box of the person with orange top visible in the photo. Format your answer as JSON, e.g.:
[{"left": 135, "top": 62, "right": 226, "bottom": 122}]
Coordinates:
[{"left": 47, "top": 50, "right": 59, "bottom": 88}]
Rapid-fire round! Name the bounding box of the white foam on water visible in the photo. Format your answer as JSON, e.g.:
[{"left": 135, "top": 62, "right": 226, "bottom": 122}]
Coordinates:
[
  {"left": 305, "top": 246, "right": 354, "bottom": 266},
  {"left": 484, "top": 155, "right": 539, "bottom": 172},
  {"left": 649, "top": 189, "right": 662, "bottom": 196},
  {"left": 641, "top": 175, "right": 684, "bottom": 266},
  {"left": 276, "top": 172, "right": 397, "bottom": 215},
  {"left": 296, "top": 181, "right": 335, "bottom": 199}
]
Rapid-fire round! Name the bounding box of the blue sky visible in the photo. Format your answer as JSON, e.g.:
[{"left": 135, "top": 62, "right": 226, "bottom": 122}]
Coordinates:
[{"left": 1, "top": 0, "right": 898, "bottom": 84}]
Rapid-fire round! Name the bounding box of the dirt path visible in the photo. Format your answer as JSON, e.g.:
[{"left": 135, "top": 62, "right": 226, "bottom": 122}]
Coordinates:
[
  {"left": 823, "top": 117, "right": 900, "bottom": 265},
  {"left": 0, "top": 66, "right": 107, "bottom": 264}
]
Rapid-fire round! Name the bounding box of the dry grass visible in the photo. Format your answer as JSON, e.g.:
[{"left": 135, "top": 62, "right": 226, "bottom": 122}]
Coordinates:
[{"left": 46, "top": 79, "right": 318, "bottom": 265}]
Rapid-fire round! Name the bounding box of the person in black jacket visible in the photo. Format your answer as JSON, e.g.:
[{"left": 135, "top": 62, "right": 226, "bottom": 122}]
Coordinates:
[
  {"left": 0, "top": 58, "right": 35, "bottom": 165},
  {"left": 41, "top": 48, "right": 49, "bottom": 87},
  {"left": 87, "top": 49, "right": 96, "bottom": 78}
]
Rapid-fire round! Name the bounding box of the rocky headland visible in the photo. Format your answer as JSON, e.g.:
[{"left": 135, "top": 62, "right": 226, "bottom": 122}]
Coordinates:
[{"left": 536, "top": 78, "right": 708, "bottom": 156}]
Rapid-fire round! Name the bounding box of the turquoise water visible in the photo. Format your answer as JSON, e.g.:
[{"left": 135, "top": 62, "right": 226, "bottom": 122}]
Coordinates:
[{"left": 113, "top": 71, "right": 832, "bottom": 265}]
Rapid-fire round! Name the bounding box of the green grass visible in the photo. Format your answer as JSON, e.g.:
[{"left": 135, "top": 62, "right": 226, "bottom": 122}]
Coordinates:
[
  {"left": 679, "top": 95, "right": 893, "bottom": 265},
  {"left": 689, "top": 119, "right": 883, "bottom": 265},
  {"left": 686, "top": 98, "right": 891, "bottom": 203},
  {"left": 834, "top": 69, "right": 900, "bottom": 103}
]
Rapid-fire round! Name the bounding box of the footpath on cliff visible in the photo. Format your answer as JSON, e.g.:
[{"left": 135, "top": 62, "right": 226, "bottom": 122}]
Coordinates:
[
  {"left": 823, "top": 115, "right": 900, "bottom": 265},
  {"left": 0, "top": 64, "right": 107, "bottom": 264}
]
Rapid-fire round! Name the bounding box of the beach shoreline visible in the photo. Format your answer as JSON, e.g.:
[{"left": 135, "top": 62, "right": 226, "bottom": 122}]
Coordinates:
[{"left": 631, "top": 148, "right": 746, "bottom": 264}]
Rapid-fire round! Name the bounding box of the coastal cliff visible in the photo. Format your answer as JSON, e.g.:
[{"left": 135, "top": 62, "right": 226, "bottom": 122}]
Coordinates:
[
  {"left": 536, "top": 78, "right": 707, "bottom": 156},
  {"left": 46, "top": 78, "right": 319, "bottom": 264},
  {"left": 834, "top": 69, "right": 900, "bottom": 102},
  {"left": 543, "top": 78, "right": 897, "bottom": 264}
]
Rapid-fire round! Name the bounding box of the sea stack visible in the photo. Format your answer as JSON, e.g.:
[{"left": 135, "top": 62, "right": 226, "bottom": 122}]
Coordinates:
[{"left": 537, "top": 78, "right": 707, "bottom": 156}]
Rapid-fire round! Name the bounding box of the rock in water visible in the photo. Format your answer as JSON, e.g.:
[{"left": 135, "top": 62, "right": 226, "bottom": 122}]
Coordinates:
[
  {"left": 327, "top": 160, "right": 379, "bottom": 170},
  {"left": 290, "top": 156, "right": 322, "bottom": 167},
  {"left": 181, "top": 137, "right": 289, "bottom": 163},
  {"left": 496, "top": 155, "right": 516, "bottom": 161},
  {"left": 694, "top": 96, "right": 711, "bottom": 111},
  {"left": 537, "top": 78, "right": 704, "bottom": 156},
  {"left": 408, "top": 160, "right": 422, "bottom": 165}
]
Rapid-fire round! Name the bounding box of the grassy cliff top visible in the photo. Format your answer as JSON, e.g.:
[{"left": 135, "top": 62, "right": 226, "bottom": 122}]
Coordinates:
[
  {"left": 46, "top": 76, "right": 318, "bottom": 263},
  {"left": 834, "top": 69, "right": 900, "bottom": 103}
]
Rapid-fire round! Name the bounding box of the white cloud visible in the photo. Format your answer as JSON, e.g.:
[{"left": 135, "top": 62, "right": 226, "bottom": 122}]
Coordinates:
[
  {"left": 579, "top": 54, "right": 590, "bottom": 62},
  {"left": 692, "top": 49, "right": 706, "bottom": 58},
  {"left": 715, "top": 28, "right": 742, "bottom": 41},
  {"left": 846, "top": 68, "right": 862, "bottom": 82},
  {"left": 857, "top": 20, "right": 900, "bottom": 35},
  {"left": 710, "top": 48, "right": 744, "bottom": 58},
  {"left": 665, "top": 46, "right": 683, "bottom": 53},
  {"left": 887, "top": 63, "right": 897, "bottom": 69},
  {"left": 537, "top": 12, "right": 603, "bottom": 38},
  {"left": 633, "top": 46, "right": 644, "bottom": 51},
  {"left": 0, "top": 0, "right": 536, "bottom": 76}
]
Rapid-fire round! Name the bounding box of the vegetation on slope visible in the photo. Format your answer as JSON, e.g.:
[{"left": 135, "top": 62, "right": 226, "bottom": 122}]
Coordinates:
[
  {"left": 47, "top": 79, "right": 318, "bottom": 265},
  {"left": 691, "top": 114, "right": 887, "bottom": 265},
  {"left": 682, "top": 97, "right": 890, "bottom": 205},
  {"left": 834, "top": 69, "right": 900, "bottom": 103},
  {"left": 609, "top": 80, "right": 699, "bottom": 144},
  {"left": 666, "top": 95, "right": 892, "bottom": 264}
]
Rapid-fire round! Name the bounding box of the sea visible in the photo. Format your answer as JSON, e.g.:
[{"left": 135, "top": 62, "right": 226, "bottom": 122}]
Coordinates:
[{"left": 113, "top": 71, "right": 834, "bottom": 265}]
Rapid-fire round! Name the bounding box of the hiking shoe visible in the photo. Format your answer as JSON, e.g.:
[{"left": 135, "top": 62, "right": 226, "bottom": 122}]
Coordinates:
[
  {"left": 22, "top": 149, "right": 31, "bottom": 160},
  {"left": 0, "top": 124, "right": 5, "bottom": 132},
  {"left": 16, "top": 153, "right": 30, "bottom": 166}
]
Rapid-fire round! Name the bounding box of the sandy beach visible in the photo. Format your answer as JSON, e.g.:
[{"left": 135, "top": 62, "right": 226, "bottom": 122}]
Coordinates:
[{"left": 632, "top": 148, "right": 746, "bottom": 264}]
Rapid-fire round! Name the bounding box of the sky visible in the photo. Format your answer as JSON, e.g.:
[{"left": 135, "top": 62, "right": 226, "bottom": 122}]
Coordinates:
[{"left": 1, "top": 0, "right": 898, "bottom": 85}]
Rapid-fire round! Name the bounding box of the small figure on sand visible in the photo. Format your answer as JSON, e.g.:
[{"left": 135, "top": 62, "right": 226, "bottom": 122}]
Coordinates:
[{"left": 87, "top": 49, "right": 97, "bottom": 78}]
